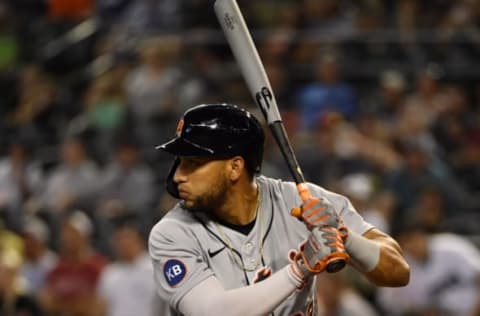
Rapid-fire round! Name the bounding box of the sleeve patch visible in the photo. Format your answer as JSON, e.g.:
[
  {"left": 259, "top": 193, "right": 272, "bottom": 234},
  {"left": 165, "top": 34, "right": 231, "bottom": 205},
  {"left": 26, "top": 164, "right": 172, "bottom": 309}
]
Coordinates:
[{"left": 163, "top": 259, "right": 187, "bottom": 287}]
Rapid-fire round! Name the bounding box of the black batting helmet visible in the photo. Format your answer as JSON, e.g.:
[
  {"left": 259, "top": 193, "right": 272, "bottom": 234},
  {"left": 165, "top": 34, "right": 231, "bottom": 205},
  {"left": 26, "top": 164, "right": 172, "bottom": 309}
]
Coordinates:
[{"left": 156, "top": 103, "right": 265, "bottom": 198}]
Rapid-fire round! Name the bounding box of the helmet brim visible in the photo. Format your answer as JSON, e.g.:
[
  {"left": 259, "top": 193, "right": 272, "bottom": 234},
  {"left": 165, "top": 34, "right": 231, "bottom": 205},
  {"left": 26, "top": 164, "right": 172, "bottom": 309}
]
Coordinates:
[{"left": 156, "top": 137, "right": 215, "bottom": 156}]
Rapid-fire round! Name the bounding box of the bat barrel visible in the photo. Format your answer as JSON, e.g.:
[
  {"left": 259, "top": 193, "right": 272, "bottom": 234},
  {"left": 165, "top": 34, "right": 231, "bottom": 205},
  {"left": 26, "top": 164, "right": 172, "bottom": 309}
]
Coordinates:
[{"left": 214, "top": 0, "right": 282, "bottom": 125}]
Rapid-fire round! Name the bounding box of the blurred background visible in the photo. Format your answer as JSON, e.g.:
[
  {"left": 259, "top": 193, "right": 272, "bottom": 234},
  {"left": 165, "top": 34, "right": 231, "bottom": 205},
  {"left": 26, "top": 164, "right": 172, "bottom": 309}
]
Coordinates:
[{"left": 0, "top": 0, "right": 479, "bottom": 315}]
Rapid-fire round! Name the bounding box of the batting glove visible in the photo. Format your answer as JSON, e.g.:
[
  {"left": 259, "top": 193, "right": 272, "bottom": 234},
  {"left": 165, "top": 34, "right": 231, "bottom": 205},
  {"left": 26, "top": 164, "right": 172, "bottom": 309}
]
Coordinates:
[
  {"left": 292, "top": 197, "right": 349, "bottom": 241},
  {"left": 290, "top": 225, "right": 349, "bottom": 279}
]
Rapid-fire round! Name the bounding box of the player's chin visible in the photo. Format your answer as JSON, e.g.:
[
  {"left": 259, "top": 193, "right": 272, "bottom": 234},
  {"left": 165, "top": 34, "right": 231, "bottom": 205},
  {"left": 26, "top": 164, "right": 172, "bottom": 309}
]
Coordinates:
[
  {"left": 180, "top": 200, "right": 197, "bottom": 211},
  {"left": 181, "top": 200, "right": 208, "bottom": 214}
]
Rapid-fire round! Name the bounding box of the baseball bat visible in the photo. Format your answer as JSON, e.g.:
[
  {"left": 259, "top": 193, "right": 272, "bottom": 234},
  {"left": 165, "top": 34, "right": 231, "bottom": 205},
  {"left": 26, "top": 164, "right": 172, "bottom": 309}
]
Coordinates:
[
  {"left": 213, "top": 0, "right": 310, "bottom": 202},
  {"left": 214, "top": 0, "right": 346, "bottom": 273}
]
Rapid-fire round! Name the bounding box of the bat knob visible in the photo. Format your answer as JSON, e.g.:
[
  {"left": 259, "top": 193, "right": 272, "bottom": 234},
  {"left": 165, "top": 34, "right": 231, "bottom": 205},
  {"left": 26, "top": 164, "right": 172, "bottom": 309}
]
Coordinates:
[
  {"left": 326, "top": 258, "right": 346, "bottom": 273},
  {"left": 290, "top": 207, "right": 302, "bottom": 219}
]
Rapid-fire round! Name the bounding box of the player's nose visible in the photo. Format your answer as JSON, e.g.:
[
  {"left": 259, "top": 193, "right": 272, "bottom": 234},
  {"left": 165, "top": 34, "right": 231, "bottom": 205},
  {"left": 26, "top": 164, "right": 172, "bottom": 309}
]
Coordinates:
[{"left": 173, "top": 160, "right": 188, "bottom": 183}]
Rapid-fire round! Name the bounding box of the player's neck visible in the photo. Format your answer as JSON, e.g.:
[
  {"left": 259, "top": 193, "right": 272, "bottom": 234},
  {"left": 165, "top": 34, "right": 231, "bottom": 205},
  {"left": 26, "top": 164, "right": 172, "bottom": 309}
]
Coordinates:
[{"left": 215, "top": 180, "right": 259, "bottom": 226}]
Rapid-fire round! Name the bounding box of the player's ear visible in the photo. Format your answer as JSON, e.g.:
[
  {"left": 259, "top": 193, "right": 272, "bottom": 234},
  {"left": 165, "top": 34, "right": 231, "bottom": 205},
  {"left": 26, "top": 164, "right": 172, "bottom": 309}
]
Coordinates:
[{"left": 228, "top": 156, "right": 245, "bottom": 181}]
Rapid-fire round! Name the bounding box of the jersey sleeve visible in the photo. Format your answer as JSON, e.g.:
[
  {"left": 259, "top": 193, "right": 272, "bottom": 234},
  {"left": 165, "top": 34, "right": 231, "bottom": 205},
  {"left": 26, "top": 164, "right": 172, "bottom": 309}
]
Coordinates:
[
  {"left": 178, "top": 266, "right": 300, "bottom": 316},
  {"left": 307, "top": 183, "right": 374, "bottom": 235},
  {"left": 148, "top": 216, "right": 214, "bottom": 310}
]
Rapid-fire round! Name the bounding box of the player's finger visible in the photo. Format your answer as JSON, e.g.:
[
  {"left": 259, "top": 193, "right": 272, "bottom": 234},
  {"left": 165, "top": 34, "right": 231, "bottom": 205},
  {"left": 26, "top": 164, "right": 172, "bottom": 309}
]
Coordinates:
[{"left": 290, "top": 207, "right": 302, "bottom": 218}]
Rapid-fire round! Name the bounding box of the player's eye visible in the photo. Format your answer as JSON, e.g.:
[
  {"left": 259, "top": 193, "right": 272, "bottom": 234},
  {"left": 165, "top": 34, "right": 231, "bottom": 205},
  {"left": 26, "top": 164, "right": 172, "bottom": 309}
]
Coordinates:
[{"left": 181, "top": 157, "right": 210, "bottom": 169}]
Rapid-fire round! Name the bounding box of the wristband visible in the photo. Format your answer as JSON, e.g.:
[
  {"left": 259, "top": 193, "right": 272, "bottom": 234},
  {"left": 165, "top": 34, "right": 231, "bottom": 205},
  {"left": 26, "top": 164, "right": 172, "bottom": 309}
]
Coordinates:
[
  {"left": 286, "top": 250, "right": 309, "bottom": 291},
  {"left": 344, "top": 230, "right": 380, "bottom": 272}
]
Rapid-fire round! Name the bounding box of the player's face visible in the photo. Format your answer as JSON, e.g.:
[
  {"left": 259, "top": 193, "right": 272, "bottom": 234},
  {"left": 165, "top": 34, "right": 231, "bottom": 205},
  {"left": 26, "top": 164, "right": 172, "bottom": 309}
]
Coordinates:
[{"left": 174, "top": 157, "right": 230, "bottom": 213}]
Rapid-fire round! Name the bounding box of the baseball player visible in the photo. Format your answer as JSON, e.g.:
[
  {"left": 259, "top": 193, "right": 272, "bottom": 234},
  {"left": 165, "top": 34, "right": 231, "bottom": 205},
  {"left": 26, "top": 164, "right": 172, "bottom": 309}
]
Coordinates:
[{"left": 149, "top": 103, "right": 410, "bottom": 316}]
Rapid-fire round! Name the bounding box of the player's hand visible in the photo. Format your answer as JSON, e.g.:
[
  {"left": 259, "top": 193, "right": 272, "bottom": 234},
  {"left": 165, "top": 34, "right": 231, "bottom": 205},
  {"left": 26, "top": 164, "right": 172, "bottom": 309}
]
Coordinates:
[
  {"left": 290, "top": 226, "right": 349, "bottom": 275},
  {"left": 291, "top": 197, "right": 340, "bottom": 229}
]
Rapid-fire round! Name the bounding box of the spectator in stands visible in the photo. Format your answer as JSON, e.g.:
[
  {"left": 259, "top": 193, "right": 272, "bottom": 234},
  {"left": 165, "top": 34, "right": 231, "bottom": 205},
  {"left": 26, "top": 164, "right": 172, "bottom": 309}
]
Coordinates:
[
  {"left": 47, "top": 0, "right": 94, "bottom": 21},
  {"left": 377, "top": 222, "right": 480, "bottom": 316},
  {"left": 174, "top": 45, "right": 214, "bottom": 114},
  {"left": 337, "top": 173, "right": 390, "bottom": 234},
  {"left": 296, "top": 52, "right": 357, "bottom": 130},
  {"left": 368, "top": 191, "right": 397, "bottom": 235},
  {"left": 435, "top": 0, "right": 479, "bottom": 64},
  {"left": 394, "top": 0, "right": 418, "bottom": 41},
  {"left": 397, "top": 65, "right": 451, "bottom": 152},
  {"left": 72, "top": 71, "right": 128, "bottom": 160},
  {"left": 96, "top": 139, "right": 155, "bottom": 220},
  {"left": 39, "top": 211, "right": 107, "bottom": 316},
  {"left": 324, "top": 112, "right": 401, "bottom": 173},
  {"left": 1, "top": 218, "right": 42, "bottom": 315},
  {"left": 316, "top": 271, "right": 379, "bottom": 316},
  {"left": 0, "top": 140, "right": 43, "bottom": 230},
  {"left": 405, "top": 186, "right": 446, "bottom": 233},
  {"left": 259, "top": 30, "right": 295, "bottom": 65},
  {"left": 361, "top": 69, "right": 407, "bottom": 124},
  {"left": 97, "top": 220, "right": 159, "bottom": 316},
  {"left": 289, "top": 113, "right": 347, "bottom": 187},
  {"left": 0, "top": 252, "right": 44, "bottom": 316},
  {"left": 126, "top": 36, "right": 182, "bottom": 119},
  {"left": 263, "top": 60, "right": 296, "bottom": 110},
  {"left": 384, "top": 140, "right": 472, "bottom": 216},
  {"left": 37, "top": 136, "right": 99, "bottom": 213},
  {"left": 84, "top": 72, "right": 127, "bottom": 131},
  {"left": 117, "top": 0, "right": 184, "bottom": 33},
  {"left": 432, "top": 85, "right": 480, "bottom": 194},
  {"left": 0, "top": 219, "right": 23, "bottom": 273},
  {"left": 19, "top": 216, "right": 57, "bottom": 296},
  {"left": 299, "top": 0, "right": 356, "bottom": 39},
  {"left": 6, "top": 65, "right": 60, "bottom": 147},
  {"left": 125, "top": 36, "right": 183, "bottom": 146}
]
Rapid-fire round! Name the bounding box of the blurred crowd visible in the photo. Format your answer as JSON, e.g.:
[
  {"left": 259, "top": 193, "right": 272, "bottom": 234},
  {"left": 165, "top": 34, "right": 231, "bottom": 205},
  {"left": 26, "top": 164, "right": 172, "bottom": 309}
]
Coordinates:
[{"left": 0, "top": 0, "right": 479, "bottom": 315}]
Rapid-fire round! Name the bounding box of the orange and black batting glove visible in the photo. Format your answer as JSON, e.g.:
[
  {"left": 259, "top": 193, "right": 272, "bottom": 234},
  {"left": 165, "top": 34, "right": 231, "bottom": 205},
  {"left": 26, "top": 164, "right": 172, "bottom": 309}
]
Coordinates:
[
  {"left": 305, "top": 198, "right": 338, "bottom": 228},
  {"left": 292, "top": 197, "right": 346, "bottom": 233},
  {"left": 292, "top": 225, "right": 349, "bottom": 275},
  {"left": 291, "top": 197, "right": 350, "bottom": 273}
]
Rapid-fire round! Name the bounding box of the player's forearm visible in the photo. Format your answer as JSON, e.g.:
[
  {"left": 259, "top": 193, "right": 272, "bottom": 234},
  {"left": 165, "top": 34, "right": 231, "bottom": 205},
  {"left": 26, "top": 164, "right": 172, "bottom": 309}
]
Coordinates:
[
  {"left": 179, "top": 265, "right": 301, "bottom": 316},
  {"left": 364, "top": 240, "right": 410, "bottom": 287},
  {"left": 347, "top": 228, "right": 410, "bottom": 287}
]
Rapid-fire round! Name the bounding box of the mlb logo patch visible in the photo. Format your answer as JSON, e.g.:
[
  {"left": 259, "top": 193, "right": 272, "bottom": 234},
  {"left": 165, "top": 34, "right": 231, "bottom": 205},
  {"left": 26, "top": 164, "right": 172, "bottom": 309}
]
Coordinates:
[{"left": 164, "top": 259, "right": 187, "bottom": 287}]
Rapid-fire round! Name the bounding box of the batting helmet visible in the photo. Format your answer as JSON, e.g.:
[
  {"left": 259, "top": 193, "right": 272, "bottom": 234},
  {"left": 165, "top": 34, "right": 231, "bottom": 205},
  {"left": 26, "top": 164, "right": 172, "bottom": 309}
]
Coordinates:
[{"left": 156, "top": 103, "right": 265, "bottom": 198}]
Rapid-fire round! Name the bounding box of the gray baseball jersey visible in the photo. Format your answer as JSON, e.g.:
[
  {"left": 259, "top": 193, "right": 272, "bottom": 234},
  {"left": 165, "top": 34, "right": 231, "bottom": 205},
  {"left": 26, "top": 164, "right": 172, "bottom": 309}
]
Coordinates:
[{"left": 149, "top": 176, "right": 373, "bottom": 315}]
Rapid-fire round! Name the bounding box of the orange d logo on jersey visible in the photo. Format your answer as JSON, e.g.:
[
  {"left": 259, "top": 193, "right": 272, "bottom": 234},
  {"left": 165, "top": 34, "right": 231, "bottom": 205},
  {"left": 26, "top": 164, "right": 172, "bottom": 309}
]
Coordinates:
[{"left": 252, "top": 267, "right": 272, "bottom": 284}]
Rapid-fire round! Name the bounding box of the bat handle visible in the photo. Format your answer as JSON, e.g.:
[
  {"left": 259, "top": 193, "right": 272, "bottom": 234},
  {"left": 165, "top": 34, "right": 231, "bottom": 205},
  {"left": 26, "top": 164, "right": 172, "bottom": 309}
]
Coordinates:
[
  {"left": 290, "top": 183, "right": 312, "bottom": 219},
  {"left": 297, "top": 183, "right": 312, "bottom": 202}
]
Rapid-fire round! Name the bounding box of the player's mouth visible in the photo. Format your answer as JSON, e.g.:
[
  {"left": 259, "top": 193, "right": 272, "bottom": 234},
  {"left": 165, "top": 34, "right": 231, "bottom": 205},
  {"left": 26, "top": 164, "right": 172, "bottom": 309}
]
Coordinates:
[{"left": 178, "top": 190, "right": 190, "bottom": 199}]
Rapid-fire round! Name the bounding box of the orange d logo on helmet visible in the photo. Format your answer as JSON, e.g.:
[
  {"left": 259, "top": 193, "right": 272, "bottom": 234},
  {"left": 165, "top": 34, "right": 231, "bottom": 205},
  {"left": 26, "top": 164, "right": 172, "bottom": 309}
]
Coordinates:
[{"left": 175, "top": 118, "right": 184, "bottom": 137}]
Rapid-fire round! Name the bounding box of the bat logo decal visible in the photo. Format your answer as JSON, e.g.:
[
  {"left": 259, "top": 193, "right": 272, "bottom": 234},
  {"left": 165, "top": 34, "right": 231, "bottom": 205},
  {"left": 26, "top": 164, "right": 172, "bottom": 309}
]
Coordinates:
[
  {"left": 255, "top": 86, "right": 272, "bottom": 117},
  {"left": 224, "top": 13, "right": 237, "bottom": 30}
]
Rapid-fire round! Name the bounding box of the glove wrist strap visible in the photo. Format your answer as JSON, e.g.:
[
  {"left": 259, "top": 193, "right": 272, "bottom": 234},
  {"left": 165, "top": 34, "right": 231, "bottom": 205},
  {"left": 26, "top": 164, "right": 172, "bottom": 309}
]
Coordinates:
[
  {"left": 287, "top": 250, "right": 310, "bottom": 291},
  {"left": 345, "top": 230, "right": 380, "bottom": 272}
]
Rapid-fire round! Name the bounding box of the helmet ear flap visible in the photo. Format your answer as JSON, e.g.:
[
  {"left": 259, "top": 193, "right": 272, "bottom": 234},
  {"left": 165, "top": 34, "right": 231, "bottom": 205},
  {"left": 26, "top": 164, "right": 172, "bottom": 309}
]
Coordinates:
[{"left": 166, "top": 158, "right": 180, "bottom": 198}]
